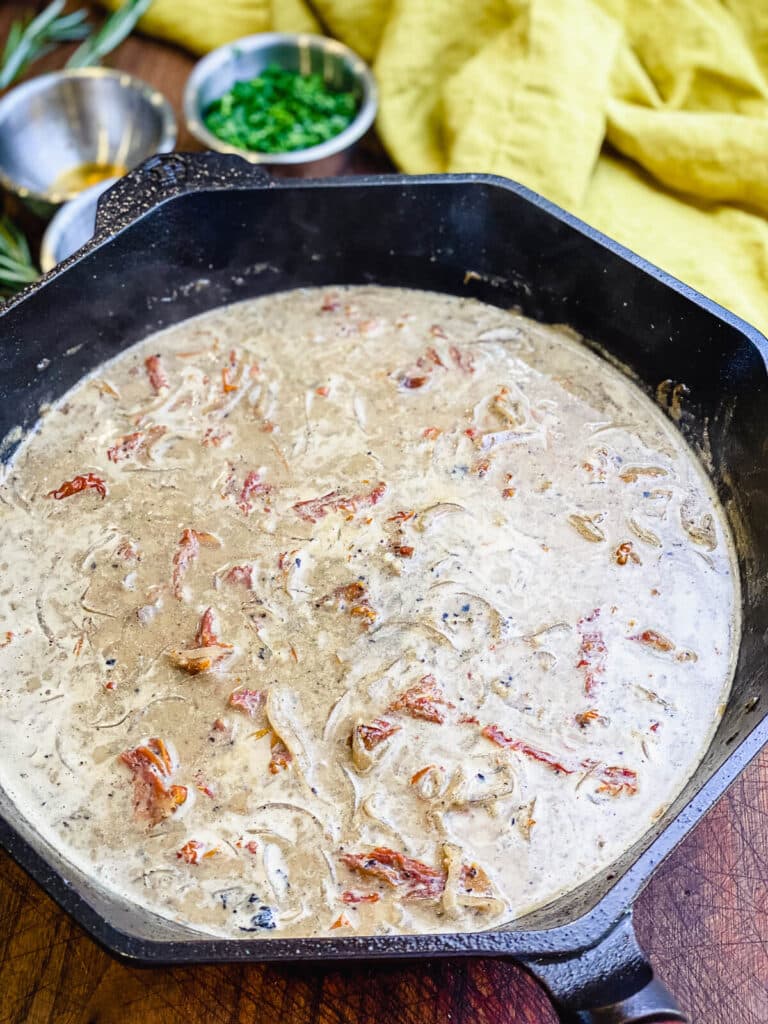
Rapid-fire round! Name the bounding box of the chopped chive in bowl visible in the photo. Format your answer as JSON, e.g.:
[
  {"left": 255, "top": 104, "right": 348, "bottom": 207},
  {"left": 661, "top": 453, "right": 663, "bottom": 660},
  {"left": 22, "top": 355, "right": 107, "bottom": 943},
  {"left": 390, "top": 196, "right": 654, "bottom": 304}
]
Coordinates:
[{"left": 203, "top": 65, "right": 359, "bottom": 155}]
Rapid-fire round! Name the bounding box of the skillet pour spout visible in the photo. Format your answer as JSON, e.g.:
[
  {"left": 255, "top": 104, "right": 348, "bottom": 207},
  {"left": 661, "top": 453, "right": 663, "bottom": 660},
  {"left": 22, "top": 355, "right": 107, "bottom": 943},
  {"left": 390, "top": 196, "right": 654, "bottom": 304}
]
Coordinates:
[{"left": 2, "top": 151, "right": 768, "bottom": 1024}]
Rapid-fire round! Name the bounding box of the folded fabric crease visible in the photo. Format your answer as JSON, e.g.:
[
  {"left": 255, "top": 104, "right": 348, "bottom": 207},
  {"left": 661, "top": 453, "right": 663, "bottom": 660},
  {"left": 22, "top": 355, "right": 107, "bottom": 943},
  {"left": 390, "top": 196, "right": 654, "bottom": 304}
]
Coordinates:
[{"left": 101, "top": 0, "right": 768, "bottom": 333}]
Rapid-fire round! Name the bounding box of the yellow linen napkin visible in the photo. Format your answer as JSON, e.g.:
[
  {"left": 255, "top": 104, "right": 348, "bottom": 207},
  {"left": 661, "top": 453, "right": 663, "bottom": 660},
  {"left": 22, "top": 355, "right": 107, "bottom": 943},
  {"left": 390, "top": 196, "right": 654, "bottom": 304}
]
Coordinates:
[{"left": 103, "top": 0, "right": 768, "bottom": 334}]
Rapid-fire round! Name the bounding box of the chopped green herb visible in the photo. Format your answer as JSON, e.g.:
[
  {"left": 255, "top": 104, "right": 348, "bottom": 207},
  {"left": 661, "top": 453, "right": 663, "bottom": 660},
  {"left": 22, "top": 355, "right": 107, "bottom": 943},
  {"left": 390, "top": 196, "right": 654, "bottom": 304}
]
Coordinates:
[{"left": 203, "top": 65, "right": 359, "bottom": 155}]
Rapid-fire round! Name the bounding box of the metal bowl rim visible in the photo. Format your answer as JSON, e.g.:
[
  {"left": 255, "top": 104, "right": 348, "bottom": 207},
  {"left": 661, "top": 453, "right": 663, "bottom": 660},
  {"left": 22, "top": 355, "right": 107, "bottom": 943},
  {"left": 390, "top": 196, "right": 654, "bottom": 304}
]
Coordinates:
[
  {"left": 0, "top": 67, "right": 177, "bottom": 204},
  {"left": 39, "top": 175, "right": 120, "bottom": 273},
  {"left": 182, "top": 32, "right": 378, "bottom": 165}
]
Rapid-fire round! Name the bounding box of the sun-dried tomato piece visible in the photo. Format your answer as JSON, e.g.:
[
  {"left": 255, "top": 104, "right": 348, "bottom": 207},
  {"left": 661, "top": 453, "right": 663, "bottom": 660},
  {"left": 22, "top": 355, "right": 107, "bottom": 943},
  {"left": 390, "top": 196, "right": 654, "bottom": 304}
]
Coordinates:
[
  {"left": 202, "top": 426, "right": 232, "bottom": 447},
  {"left": 424, "top": 346, "right": 445, "bottom": 368},
  {"left": 322, "top": 581, "right": 377, "bottom": 628},
  {"left": 576, "top": 608, "right": 606, "bottom": 696},
  {"left": 172, "top": 528, "right": 219, "bottom": 599},
  {"left": 457, "top": 713, "right": 479, "bottom": 725},
  {"left": 221, "top": 366, "right": 239, "bottom": 393},
  {"left": 177, "top": 839, "right": 219, "bottom": 864},
  {"left": 481, "top": 724, "right": 574, "bottom": 775},
  {"left": 355, "top": 718, "right": 400, "bottom": 751},
  {"left": 225, "top": 564, "right": 254, "bottom": 588},
  {"left": 292, "top": 489, "right": 339, "bottom": 521},
  {"left": 177, "top": 839, "right": 203, "bottom": 864},
  {"left": 276, "top": 551, "right": 289, "bottom": 571},
  {"left": 291, "top": 482, "right": 387, "bottom": 523},
  {"left": 631, "top": 629, "right": 675, "bottom": 652},
  {"left": 449, "top": 345, "right": 474, "bottom": 374},
  {"left": 145, "top": 354, "right": 168, "bottom": 393},
  {"left": 341, "top": 847, "right": 446, "bottom": 900},
  {"left": 619, "top": 466, "right": 667, "bottom": 483},
  {"left": 116, "top": 538, "right": 140, "bottom": 561},
  {"left": 388, "top": 674, "right": 454, "bottom": 724},
  {"left": 387, "top": 510, "right": 415, "bottom": 523},
  {"left": 396, "top": 345, "right": 449, "bottom": 391},
  {"left": 334, "top": 582, "right": 365, "bottom": 603},
  {"left": 107, "top": 425, "right": 166, "bottom": 464},
  {"left": 594, "top": 764, "right": 638, "bottom": 797},
  {"left": 575, "top": 709, "right": 603, "bottom": 728},
  {"left": 410, "top": 764, "right": 438, "bottom": 785},
  {"left": 107, "top": 431, "right": 143, "bottom": 463},
  {"left": 268, "top": 737, "right": 292, "bottom": 774},
  {"left": 119, "top": 738, "right": 187, "bottom": 824},
  {"left": 400, "top": 375, "right": 428, "bottom": 389},
  {"left": 350, "top": 604, "right": 377, "bottom": 626},
  {"left": 422, "top": 426, "right": 442, "bottom": 440},
  {"left": 195, "top": 607, "right": 230, "bottom": 649},
  {"left": 168, "top": 648, "right": 230, "bottom": 674},
  {"left": 235, "top": 837, "right": 259, "bottom": 854},
  {"left": 484, "top": 725, "right": 636, "bottom": 795},
  {"left": 237, "top": 470, "right": 272, "bottom": 514},
  {"left": 195, "top": 778, "right": 216, "bottom": 799},
  {"left": 341, "top": 891, "right": 380, "bottom": 904},
  {"left": 47, "top": 473, "right": 107, "bottom": 500},
  {"left": 393, "top": 544, "right": 415, "bottom": 558},
  {"left": 172, "top": 528, "right": 200, "bottom": 598},
  {"left": 321, "top": 293, "right": 340, "bottom": 312},
  {"left": 169, "top": 607, "right": 232, "bottom": 675},
  {"left": 228, "top": 688, "right": 266, "bottom": 717}
]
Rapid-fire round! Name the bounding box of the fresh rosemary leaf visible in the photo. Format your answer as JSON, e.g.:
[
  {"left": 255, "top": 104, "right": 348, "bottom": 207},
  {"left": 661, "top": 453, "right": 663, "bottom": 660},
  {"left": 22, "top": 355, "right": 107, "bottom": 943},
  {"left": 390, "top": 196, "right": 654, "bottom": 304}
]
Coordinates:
[
  {"left": 66, "top": 0, "right": 154, "bottom": 69},
  {"left": 0, "top": 216, "right": 39, "bottom": 297},
  {"left": 1, "top": 20, "right": 24, "bottom": 69},
  {"left": 48, "top": 9, "right": 92, "bottom": 43},
  {"left": 0, "top": 0, "right": 90, "bottom": 91}
]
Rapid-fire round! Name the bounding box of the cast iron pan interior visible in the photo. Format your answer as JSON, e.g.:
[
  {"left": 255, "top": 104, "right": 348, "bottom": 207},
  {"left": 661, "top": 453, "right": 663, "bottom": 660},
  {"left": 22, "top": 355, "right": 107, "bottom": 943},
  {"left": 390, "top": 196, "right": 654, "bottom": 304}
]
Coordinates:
[{"left": 0, "top": 158, "right": 767, "bottom": 988}]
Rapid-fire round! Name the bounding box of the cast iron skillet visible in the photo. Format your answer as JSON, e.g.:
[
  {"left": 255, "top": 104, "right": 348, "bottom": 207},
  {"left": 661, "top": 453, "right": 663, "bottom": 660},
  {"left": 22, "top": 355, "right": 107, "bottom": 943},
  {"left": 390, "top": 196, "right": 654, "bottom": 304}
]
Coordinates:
[{"left": 1, "top": 152, "right": 767, "bottom": 1024}]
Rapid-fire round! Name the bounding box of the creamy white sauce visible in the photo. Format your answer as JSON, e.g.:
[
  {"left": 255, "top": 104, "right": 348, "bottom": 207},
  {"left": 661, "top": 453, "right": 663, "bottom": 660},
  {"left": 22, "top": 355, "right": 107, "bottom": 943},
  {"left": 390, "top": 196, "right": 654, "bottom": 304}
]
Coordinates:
[{"left": 0, "top": 286, "right": 737, "bottom": 938}]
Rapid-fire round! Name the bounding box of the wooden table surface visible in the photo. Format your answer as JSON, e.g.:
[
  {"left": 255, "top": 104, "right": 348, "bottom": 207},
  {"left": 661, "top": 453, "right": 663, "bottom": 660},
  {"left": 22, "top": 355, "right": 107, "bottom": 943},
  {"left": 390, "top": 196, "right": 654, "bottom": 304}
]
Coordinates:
[{"left": 1, "top": 6, "right": 767, "bottom": 1024}]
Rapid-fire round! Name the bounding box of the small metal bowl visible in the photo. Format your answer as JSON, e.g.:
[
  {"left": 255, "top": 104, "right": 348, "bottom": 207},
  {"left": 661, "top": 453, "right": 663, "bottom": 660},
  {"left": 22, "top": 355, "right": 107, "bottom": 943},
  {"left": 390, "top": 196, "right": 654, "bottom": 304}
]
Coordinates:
[
  {"left": 183, "top": 33, "right": 378, "bottom": 177},
  {"left": 0, "top": 68, "right": 176, "bottom": 218},
  {"left": 40, "top": 176, "right": 118, "bottom": 272}
]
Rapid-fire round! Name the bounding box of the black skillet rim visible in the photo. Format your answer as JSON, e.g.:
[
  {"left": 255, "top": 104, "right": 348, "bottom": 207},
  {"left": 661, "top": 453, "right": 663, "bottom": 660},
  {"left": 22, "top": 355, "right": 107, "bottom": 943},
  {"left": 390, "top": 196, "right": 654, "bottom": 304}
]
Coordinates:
[{"left": 1, "top": 160, "right": 767, "bottom": 965}]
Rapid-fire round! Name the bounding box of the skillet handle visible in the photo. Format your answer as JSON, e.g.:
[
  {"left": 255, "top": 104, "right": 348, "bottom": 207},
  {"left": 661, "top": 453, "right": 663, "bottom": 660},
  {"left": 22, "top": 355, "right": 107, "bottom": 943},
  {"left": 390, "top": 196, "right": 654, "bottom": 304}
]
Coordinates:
[
  {"left": 93, "top": 151, "right": 272, "bottom": 238},
  {"left": 519, "top": 913, "right": 687, "bottom": 1023}
]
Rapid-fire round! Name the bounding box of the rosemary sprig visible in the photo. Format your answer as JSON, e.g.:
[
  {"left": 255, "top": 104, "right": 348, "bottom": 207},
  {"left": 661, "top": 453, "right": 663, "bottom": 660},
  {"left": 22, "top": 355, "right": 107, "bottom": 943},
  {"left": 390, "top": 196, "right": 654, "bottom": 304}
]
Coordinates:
[
  {"left": 0, "top": 216, "right": 39, "bottom": 298},
  {"left": 66, "top": 0, "right": 154, "bottom": 69},
  {"left": 0, "top": 1, "right": 90, "bottom": 91},
  {"left": 0, "top": 0, "right": 155, "bottom": 90}
]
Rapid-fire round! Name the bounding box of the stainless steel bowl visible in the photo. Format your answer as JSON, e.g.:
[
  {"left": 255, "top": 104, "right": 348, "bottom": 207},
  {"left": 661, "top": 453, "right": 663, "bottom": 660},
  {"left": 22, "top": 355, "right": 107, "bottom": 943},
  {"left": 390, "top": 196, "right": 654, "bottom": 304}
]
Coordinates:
[
  {"left": 0, "top": 68, "right": 176, "bottom": 218},
  {"left": 40, "top": 176, "right": 118, "bottom": 272},
  {"left": 183, "top": 33, "right": 378, "bottom": 177}
]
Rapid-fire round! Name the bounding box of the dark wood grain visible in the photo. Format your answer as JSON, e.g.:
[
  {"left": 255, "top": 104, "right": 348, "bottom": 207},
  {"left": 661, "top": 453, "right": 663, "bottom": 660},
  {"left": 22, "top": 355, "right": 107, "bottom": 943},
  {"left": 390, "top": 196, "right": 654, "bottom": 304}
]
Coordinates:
[{"left": 1, "top": 5, "right": 767, "bottom": 1023}]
